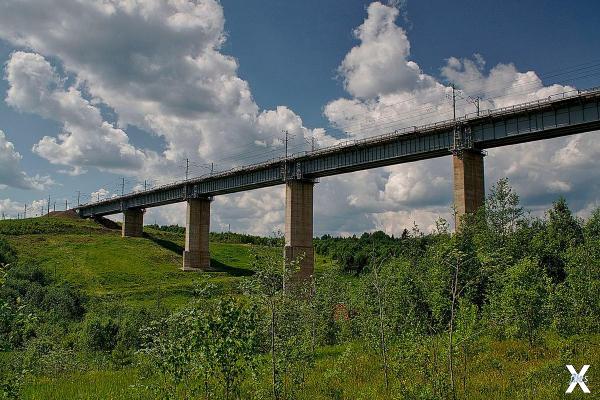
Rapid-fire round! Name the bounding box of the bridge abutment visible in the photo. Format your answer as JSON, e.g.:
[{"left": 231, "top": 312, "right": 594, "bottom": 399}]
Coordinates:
[
  {"left": 284, "top": 180, "right": 314, "bottom": 279},
  {"left": 122, "top": 209, "right": 144, "bottom": 237},
  {"left": 453, "top": 149, "right": 485, "bottom": 226},
  {"left": 182, "top": 198, "right": 211, "bottom": 271}
]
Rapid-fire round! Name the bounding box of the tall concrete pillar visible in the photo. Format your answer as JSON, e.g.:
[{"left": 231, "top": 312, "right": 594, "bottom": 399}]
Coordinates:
[
  {"left": 122, "top": 209, "right": 144, "bottom": 237},
  {"left": 182, "top": 198, "right": 211, "bottom": 271},
  {"left": 453, "top": 149, "right": 485, "bottom": 226},
  {"left": 284, "top": 180, "right": 314, "bottom": 279}
]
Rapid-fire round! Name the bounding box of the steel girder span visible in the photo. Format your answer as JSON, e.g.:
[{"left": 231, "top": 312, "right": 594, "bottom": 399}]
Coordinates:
[{"left": 76, "top": 88, "right": 600, "bottom": 218}]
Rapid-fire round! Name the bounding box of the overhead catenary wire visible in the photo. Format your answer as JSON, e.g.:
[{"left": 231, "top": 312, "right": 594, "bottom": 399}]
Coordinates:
[
  {"left": 335, "top": 69, "right": 600, "bottom": 138},
  {"left": 332, "top": 61, "right": 600, "bottom": 135}
]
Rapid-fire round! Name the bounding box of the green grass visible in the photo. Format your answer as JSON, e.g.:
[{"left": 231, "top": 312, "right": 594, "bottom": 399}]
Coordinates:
[
  {"left": 0, "top": 216, "right": 103, "bottom": 236},
  {"left": 1, "top": 217, "right": 296, "bottom": 308},
  {"left": 18, "top": 335, "right": 599, "bottom": 399},
  {"left": 1, "top": 216, "right": 335, "bottom": 308}
]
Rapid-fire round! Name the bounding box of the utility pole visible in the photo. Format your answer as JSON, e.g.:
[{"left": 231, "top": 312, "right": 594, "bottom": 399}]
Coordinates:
[
  {"left": 452, "top": 84, "right": 457, "bottom": 121},
  {"left": 65, "top": 200, "right": 68, "bottom": 210},
  {"left": 284, "top": 130, "right": 289, "bottom": 160},
  {"left": 144, "top": 180, "right": 147, "bottom": 191},
  {"left": 121, "top": 177, "right": 125, "bottom": 196},
  {"left": 48, "top": 195, "right": 51, "bottom": 215},
  {"left": 77, "top": 191, "right": 80, "bottom": 206},
  {"left": 210, "top": 162, "right": 214, "bottom": 175},
  {"left": 185, "top": 158, "right": 189, "bottom": 180},
  {"left": 283, "top": 130, "right": 289, "bottom": 181},
  {"left": 467, "top": 96, "right": 481, "bottom": 116}
]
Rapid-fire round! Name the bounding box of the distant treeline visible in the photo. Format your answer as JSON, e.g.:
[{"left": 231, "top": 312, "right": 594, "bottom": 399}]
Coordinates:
[
  {"left": 146, "top": 224, "right": 283, "bottom": 247},
  {"left": 314, "top": 229, "right": 431, "bottom": 274}
]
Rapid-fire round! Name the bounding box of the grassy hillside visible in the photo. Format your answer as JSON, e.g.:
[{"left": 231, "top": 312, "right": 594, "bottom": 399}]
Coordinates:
[{"left": 0, "top": 215, "right": 333, "bottom": 309}]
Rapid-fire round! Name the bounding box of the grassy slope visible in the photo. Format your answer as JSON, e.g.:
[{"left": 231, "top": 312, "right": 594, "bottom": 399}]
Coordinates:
[{"left": 0, "top": 216, "right": 333, "bottom": 309}]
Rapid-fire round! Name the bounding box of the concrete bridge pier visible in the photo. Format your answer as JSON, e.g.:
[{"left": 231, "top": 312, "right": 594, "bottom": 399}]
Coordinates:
[
  {"left": 182, "top": 198, "right": 211, "bottom": 271},
  {"left": 122, "top": 209, "right": 144, "bottom": 237},
  {"left": 284, "top": 180, "right": 314, "bottom": 279},
  {"left": 453, "top": 149, "right": 485, "bottom": 226}
]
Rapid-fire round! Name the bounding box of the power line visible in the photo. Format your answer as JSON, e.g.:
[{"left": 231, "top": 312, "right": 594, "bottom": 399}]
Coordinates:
[
  {"left": 337, "top": 70, "right": 600, "bottom": 138},
  {"left": 332, "top": 61, "right": 600, "bottom": 135}
]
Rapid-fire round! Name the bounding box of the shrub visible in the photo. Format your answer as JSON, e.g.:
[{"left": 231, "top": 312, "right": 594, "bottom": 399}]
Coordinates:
[
  {"left": 0, "top": 237, "right": 16, "bottom": 266},
  {"left": 80, "top": 313, "right": 119, "bottom": 351}
]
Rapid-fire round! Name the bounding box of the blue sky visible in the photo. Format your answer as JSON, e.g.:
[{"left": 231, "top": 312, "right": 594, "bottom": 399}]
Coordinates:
[
  {"left": 0, "top": 0, "right": 599, "bottom": 234},
  {"left": 221, "top": 0, "right": 600, "bottom": 127}
]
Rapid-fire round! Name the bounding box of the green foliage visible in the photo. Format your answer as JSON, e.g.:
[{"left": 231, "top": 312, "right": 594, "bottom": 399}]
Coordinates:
[
  {"left": 0, "top": 370, "right": 23, "bottom": 400},
  {"left": 140, "top": 297, "right": 259, "bottom": 399},
  {"left": 1, "top": 264, "right": 86, "bottom": 321},
  {"left": 487, "top": 258, "right": 551, "bottom": 345},
  {"left": 0, "top": 236, "right": 16, "bottom": 267},
  {"left": 584, "top": 207, "right": 600, "bottom": 239},
  {"left": 353, "top": 258, "right": 428, "bottom": 346},
  {"left": 314, "top": 230, "right": 421, "bottom": 274},
  {"left": 552, "top": 239, "right": 600, "bottom": 335},
  {"left": 80, "top": 313, "right": 119, "bottom": 351},
  {"left": 0, "top": 217, "right": 102, "bottom": 236},
  {"left": 0, "top": 180, "right": 599, "bottom": 399},
  {"left": 242, "top": 248, "right": 316, "bottom": 399},
  {"left": 0, "top": 298, "right": 37, "bottom": 350},
  {"left": 147, "top": 223, "right": 283, "bottom": 246},
  {"left": 311, "top": 266, "right": 353, "bottom": 345},
  {"left": 532, "top": 197, "right": 584, "bottom": 282},
  {"left": 0, "top": 262, "right": 88, "bottom": 350}
]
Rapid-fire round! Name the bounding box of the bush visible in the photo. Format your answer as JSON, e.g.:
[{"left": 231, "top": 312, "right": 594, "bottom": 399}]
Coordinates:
[
  {"left": 80, "top": 313, "right": 119, "bottom": 351},
  {"left": 0, "top": 237, "right": 16, "bottom": 266},
  {"left": 41, "top": 283, "right": 86, "bottom": 321},
  {"left": 1, "top": 264, "right": 86, "bottom": 321}
]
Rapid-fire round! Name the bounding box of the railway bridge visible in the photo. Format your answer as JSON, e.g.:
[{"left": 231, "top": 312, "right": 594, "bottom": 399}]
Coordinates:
[{"left": 75, "top": 88, "right": 600, "bottom": 277}]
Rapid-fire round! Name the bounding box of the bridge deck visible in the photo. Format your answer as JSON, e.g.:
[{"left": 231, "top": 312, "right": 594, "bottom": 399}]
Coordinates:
[{"left": 77, "top": 88, "right": 600, "bottom": 217}]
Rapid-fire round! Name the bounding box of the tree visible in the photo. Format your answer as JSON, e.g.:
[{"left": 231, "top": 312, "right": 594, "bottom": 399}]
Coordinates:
[
  {"left": 488, "top": 258, "right": 551, "bottom": 347},
  {"left": 208, "top": 298, "right": 259, "bottom": 399},
  {"left": 552, "top": 236, "right": 600, "bottom": 335},
  {"left": 140, "top": 297, "right": 258, "bottom": 399},
  {"left": 535, "top": 198, "right": 584, "bottom": 283},
  {"left": 242, "top": 248, "right": 310, "bottom": 400},
  {"left": 140, "top": 306, "right": 207, "bottom": 398},
  {"left": 454, "top": 299, "right": 478, "bottom": 396},
  {"left": 473, "top": 179, "right": 525, "bottom": 282},
  {"left": 584, "top": 206, "right": 600, "bottom": 240},
  {"left": 547, "top": 197, "right": 584, "bottom": 249},
  {"left": 484, "top": 178, "right": 524, "bottom": 239},
  {"left": 370, "top": 253, "right": 392, "bottom": 392}
]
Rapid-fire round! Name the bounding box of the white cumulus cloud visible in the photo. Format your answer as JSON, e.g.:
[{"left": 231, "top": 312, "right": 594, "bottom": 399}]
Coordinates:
[
  {"left": 0, "top": 129, "right": 53, "bottom": 190},
  {"left": 1, "top": 0, "right": 598, "bottom": 235}
]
